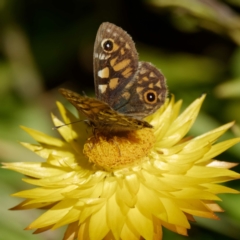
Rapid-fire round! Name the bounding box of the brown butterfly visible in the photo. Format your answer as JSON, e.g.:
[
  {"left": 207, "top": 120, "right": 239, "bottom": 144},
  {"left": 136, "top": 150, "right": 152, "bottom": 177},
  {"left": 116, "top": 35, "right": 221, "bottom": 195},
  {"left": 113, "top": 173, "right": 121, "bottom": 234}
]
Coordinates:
[{"left": 59, "top": 22, "right": 167, "bottom": 133}]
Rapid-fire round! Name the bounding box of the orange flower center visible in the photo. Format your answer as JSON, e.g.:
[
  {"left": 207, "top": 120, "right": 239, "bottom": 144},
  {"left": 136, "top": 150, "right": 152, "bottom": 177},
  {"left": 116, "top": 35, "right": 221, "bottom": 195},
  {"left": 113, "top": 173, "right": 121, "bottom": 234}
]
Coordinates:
[{"left": 83, "top": 128, "right": 155, "bottom": 170}]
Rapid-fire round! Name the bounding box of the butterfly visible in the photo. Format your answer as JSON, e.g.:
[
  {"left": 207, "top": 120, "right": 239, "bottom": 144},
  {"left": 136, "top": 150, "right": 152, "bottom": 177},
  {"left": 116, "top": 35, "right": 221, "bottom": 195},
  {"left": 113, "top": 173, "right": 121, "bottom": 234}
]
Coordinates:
[{"left": 59, "top": 22, "right": 167, "bottom": 133}]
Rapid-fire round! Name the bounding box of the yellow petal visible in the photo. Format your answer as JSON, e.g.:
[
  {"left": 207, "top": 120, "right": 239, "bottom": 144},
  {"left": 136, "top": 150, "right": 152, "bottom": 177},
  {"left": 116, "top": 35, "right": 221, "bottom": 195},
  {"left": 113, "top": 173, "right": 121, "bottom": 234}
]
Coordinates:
[
  {"left": 27, "top": 199, "right": 78, "bottom": 229},
  {"left": 10, "top": 199, "right": 52, "bottom": 210},
  {"left": 172, "top": 188, "right": 221, "bottom": 200},
  {"left": 79, "top": 201, "right": 105, "bottom": 224},
  {"left": 205, "top": 202, "right": 223, "bottom": 212},
  {"left": 184, "top": 122, "right": 235, "bottom": 151},
  {"left": 124, "top": 173, "right": 140, "bottom": 195},
  {"left": 201, "top": 183, "right": 239, "bottom": 194},
  {"left": 55, "top": 101, "right": 91, "bottom": 146},
  {"left": 20, "top": 126, "right": 64, "bottom": 146},
  {"left": 20, "top": 142, "right": 75, "bottom": 162},
  {"left": 106, "top": 194, "right": 125, "bottom": 240},
  {"left": 175, "top": 199, "right": 219, "bottom": 219},
  {"left": 89, "top": 204, "right": 109, "bottom": 240},
  {"left": 167, "top": 95, "right": 205, "bottom": 137},
  {"left": 2, "top": 162, "right": 66, "bottom": 178},
  {"left": 13, "top": 185, "right": 78, "bottom": 203},
  {"left": 160, "top": 197, "right": 190, "bottom": 228},
  {"left": 120, "top": 223, "right": 140, "bottom": 240},
  {"left": 101, "top": 177, "right": 118, "bottom": 198},
  {"left": 56, "top": 101, "right": 78, "bottom": 126},
  {"left": 116, "top": 183, "right": 137, "bottom": 208},
  {"left": 53, "top": 207, "right": 80, "bottom": 229},
  {"left": 161, "top": 221, "right": 188, "bottom": 235},
  {"left": 163, "top": 143, "right": 211, "bottom": 164},
  {"left": 23, "top": 172, "right": 80, "bottom": 187},
  {"left": 137, "top": 184, "right": 167, "bottom": 221},
  {"left": 207, "top": 160, "right": 238, "bottom": 169},
  {"left": 51, "top": 113, "right": 87, "bottom": 158},
  {"left": 63, "top": 222, "right": 78, "bottom": 240},
  {"left": 198, "top": 138, "right": 240, "bottom": 163},
  {"left": 187, "top": 165, "right": 240, "bottom": 179},
  {"left": 158, "top": 120, "right": 194, "bottom": 147},
  {"left": 127, "top": 206, "right": 154, "bottom": 240}
]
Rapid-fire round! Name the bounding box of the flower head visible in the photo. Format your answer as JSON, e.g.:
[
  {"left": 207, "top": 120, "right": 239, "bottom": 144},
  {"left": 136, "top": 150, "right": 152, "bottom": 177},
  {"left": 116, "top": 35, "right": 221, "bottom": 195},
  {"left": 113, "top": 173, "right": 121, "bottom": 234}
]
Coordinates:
[{"left": 3, "top": 95, "right": 240, "bottom": 240}]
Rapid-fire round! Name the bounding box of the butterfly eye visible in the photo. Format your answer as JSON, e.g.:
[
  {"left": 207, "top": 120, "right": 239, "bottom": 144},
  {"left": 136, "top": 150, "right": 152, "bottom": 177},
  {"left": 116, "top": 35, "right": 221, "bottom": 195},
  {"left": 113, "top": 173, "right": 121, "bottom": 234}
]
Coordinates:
[
  {"left": 144, "top": 90, "right": 158, "bottom": 104},
  {"left": 102, "top": 39, "right": 114, "bottom": 52}
]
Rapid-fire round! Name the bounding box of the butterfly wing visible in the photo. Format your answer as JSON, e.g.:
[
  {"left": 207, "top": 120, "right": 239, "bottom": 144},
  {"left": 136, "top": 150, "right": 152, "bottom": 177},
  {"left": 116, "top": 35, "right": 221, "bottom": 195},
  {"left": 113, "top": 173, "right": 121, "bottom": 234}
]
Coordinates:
[
  {"left": 112, "top": 62, "right": 168, "bottom": 119},
  {"left": 59, "top": 88, "right": 152, "bottom": 132},
  {"left": 94, "top": 22, "right": 167, "bottom": 120},
  {"left": 93, "top": 22, "right": 139, "bottom": 106}
]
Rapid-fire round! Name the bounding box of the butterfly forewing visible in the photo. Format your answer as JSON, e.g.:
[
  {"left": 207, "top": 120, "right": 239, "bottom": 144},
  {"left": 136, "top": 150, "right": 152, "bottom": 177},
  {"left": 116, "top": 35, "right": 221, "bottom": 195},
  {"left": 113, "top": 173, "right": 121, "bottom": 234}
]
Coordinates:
[
  {"left": 93, "top": 22, "right": 139, "bottom": 106},
  {"left": 59, "top": 88, "right": 152, "bottom": 132}
]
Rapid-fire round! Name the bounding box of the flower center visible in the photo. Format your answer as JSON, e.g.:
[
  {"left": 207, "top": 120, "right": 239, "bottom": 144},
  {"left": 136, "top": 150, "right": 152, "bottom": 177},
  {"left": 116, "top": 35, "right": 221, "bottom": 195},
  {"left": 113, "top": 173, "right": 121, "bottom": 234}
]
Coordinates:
[{"left": 83, "top": 128, "right": 155, "bottom": 170}]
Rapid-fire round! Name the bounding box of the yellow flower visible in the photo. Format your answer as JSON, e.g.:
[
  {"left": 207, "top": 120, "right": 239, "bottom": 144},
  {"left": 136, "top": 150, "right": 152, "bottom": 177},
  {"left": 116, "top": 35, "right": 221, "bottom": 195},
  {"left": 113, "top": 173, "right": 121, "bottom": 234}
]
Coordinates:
[{"left": 3, "top": 95, "right": 240, "bottom": 240}]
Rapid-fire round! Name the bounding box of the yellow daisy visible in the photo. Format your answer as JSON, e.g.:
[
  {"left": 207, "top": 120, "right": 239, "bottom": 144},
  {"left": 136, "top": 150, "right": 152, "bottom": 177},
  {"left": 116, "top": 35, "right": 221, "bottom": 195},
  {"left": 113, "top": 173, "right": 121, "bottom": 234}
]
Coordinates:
[{"left": 3, "top": 94, "right": 240, "bottom": 240}]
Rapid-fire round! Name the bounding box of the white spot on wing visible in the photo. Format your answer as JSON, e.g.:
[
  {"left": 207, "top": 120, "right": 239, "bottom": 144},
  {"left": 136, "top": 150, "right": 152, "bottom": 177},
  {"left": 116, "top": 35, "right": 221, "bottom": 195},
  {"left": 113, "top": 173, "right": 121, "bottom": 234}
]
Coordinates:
[
  {"left": 94, "top": 53, "right": 98, "bottom": 58},
  {"left": 98, "top": 70, "right": 104, "bottom": 78},
  {"left": 105, "top": 55, "right": 111, "bottom": 59},
  {"left": 107, "top": 28, "right": 111, "bottom": 33},
  {"left": 99, "top": 84, "right": 107, "bottom": 93},
  {"left": 98, "top": 67, "right": 109, "bottom": 78},
  {"left": 99, "top": 53, "right": 106, "bottom": 60},
  {"left": 99, "top": 53, "right": 110, "bottom": 60}
]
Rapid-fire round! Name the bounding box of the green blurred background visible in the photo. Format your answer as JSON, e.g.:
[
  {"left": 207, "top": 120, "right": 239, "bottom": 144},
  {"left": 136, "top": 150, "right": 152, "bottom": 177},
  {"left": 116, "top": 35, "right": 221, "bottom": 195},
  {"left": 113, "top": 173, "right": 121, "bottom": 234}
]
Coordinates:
[{"left": 1, "top": 0, "right": 240, "bottom": 239}]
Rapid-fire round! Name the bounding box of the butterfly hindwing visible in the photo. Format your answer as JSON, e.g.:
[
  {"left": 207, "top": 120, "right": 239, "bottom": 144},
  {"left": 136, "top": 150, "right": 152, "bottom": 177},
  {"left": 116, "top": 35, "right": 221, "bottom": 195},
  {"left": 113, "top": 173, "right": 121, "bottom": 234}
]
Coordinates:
[{"left": 111, "top": 62, "right": 167, "bottom": 119}]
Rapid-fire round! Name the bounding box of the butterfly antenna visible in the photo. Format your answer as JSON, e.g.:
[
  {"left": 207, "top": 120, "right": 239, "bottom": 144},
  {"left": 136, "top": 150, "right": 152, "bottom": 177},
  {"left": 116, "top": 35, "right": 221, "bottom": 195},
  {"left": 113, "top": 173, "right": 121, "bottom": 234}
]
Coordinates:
[{"left": 52, "top": 120, "right": 85, "bottom": 130}]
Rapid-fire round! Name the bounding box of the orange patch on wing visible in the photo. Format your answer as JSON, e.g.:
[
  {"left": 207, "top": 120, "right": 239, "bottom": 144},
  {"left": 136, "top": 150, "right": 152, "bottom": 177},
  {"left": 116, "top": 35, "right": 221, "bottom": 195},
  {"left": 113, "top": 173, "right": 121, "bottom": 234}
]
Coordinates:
[
  {"left": 109, "top": 78, "right": 119, "bottom": 90},
  {"left": 155, "top": 81, "right": 161, "bottom": 88},
  {"left": 122, "top": 67, "right": 133, "bottom": 78},
  {"left": 123, "top": 72, "right": 132, "bottom": 78},
  {"left": 148, "top": 83, "right": 154, "bottom": 88},
  {"left": 122, "top": 91, "right": 131, "bottom": 100},
  {"left": 120, "top": 48, "right": 125, "bottom": 55},
  {"left": 113, "top": 59, "right": 131, "bottom": 71},
  {"left": 150, "top": 72, "right": 157, "bottom": 78},
  {"left": 113, "top": 43, "right": 120, "bottom": 52},
  {"left": 158, "top": 92, "right": 164, "bottom": 100},
  {"left": 110, "top": 57, "right": 118, "bottom": 66},
  {"left": 125, "top": 43, "right": 130, "bottom": 49},
  {"left": 136, "top": 87, "right": 144, "bottom": 93}
]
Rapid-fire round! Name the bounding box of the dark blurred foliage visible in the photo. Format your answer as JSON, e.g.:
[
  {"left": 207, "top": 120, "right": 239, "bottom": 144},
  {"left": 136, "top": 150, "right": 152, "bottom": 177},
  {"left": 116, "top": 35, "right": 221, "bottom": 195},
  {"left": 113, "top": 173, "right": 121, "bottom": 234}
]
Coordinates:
[{"left": 0, "top": 0, "right": 240, "bottom": 239}]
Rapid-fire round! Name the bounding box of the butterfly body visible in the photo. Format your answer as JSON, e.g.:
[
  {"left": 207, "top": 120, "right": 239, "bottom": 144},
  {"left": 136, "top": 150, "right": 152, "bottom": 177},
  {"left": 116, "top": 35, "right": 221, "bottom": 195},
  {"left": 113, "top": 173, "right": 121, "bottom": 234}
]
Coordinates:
[{"left": 60, "top": 22, "right": 167, "bottom": 133}]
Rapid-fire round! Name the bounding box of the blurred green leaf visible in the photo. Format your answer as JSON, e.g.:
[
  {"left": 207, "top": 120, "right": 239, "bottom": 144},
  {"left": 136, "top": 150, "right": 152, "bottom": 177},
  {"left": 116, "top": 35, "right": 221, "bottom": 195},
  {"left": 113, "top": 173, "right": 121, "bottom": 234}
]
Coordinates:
[
  {"left": 147, "top": 0, "right": 240, "bottom": 44},
  {"left": 214, "top": 78, "right": 240, "bottom": 98},
  {"left": 139, "top": 45, "right": 223, "bottom": 87}
]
